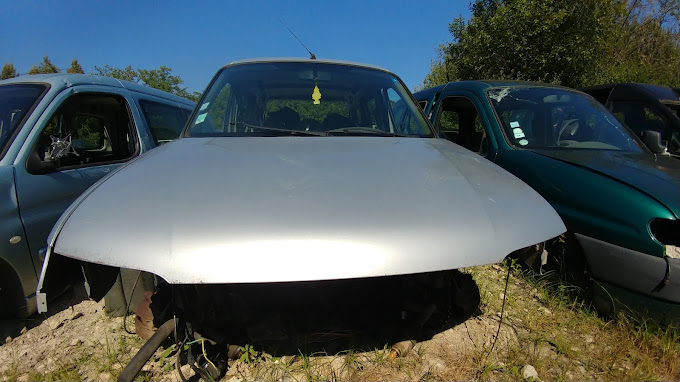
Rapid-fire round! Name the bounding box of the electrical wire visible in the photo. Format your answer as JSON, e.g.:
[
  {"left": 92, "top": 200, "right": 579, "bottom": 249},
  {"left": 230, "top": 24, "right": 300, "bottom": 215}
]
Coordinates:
[
  {"left": 201, "top": 338, "right": 218, "bottom": 372},
  {"left": 484, "top": 264, "right": 511, "bottom": 361},
  {"left": 123, "top": 271, "right": 143, "bottom": 334}
]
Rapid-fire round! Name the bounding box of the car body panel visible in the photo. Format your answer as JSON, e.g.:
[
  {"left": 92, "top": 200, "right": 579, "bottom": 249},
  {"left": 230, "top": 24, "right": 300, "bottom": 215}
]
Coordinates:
[
  {"left": 50, "top": 136, "right": 565, "bottom": 284},
  {"left": 0, "top": 74, "right": 194, "bottom": 317},
  {"left": 415, "top": 80, "right": 680, "bottom": 308}
]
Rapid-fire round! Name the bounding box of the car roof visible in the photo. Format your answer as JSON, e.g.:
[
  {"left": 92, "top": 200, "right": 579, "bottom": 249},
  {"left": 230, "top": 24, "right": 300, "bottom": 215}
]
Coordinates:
[
  {"left": 0, "top": 73, "right": 195, "bottom": 105},
  {"left": 582, "top": 83, "right": 680, "bottom": 102},
  {"left": 414, "top": 80, "right": 573, "bottom": 97},
  {"left": 220, "top": 57, "right": 394, "bottom": 75}
]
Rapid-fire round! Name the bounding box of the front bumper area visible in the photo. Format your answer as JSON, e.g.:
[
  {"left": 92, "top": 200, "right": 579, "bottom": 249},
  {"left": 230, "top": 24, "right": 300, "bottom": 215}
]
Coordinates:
[{"left": 575, "top": 233, "right": 680, "bottom": 304}]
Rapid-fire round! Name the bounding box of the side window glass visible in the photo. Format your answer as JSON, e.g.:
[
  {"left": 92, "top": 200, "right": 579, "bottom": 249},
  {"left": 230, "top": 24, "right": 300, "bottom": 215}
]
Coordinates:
[
  {"left": 139, "top": 100, "right": 191, "bottom": 146},
  {"left": 610, "top": 102, "right": 667, "bottom": 138},
  {"left": 438, "top": 97, "right": 487, "bottom": 153},
  {"left": 418, "top": 100, "right": 427, "bottom": 110},
  {"left": 29, "top": 93, "right": 136, "bottom": 172}
]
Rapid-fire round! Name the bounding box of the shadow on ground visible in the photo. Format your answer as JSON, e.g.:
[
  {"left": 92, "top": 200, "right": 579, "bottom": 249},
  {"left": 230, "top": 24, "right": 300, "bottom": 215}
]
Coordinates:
[{"left": 0, "top": 284, "right": 88, "bottom": 346}]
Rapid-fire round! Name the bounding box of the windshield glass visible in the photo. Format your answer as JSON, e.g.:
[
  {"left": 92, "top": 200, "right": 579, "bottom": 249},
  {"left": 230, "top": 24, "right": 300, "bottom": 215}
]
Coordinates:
[
  {"left": 487, "top": 87, "right": 644, "bottom": 152},
  {"left": 0, "top": 84, "right": 47, "bottom": 157},
  {"left": 187, "top": 62, "right": 432, "bottom": 138}
]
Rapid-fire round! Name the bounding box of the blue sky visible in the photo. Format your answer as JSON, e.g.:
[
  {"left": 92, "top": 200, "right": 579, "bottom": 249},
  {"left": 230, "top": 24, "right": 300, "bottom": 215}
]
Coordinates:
[{"left": 2, "top": 1, "right": 471, "bottom": 94}]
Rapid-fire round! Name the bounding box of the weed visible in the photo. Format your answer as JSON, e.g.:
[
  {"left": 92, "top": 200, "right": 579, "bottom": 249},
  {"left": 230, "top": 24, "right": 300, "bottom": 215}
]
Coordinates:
[{"left": 239, "top": 344, "right": 258, "bottom": 365}]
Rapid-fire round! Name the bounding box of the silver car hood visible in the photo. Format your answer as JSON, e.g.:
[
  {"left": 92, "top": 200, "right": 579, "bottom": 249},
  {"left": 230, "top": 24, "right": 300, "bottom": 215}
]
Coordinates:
[{"left": 49, "top": 137, "right": 565, "bottom": 284}]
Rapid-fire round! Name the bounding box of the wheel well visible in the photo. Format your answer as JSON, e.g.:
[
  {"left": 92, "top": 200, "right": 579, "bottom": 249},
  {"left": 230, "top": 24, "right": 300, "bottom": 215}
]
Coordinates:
[{"left": 0, "top": 258, "right": 26, "bottom": 318}]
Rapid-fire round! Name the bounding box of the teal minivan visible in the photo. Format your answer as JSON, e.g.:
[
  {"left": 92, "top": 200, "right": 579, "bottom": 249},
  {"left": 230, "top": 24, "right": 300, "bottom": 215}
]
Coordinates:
[
  {"left": 0, "top": 74, "right": 194, "bottom": 317},
  {"left": 415, "top": 81, "right": 680, "bottom": 322}
]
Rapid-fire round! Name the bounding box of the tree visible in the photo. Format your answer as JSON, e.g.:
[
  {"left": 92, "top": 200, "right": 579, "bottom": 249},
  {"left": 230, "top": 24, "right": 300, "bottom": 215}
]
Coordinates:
[
  {"left": 66, "top": 59, "right": 84, "bottom": 74},
  {"left": 422, "top": 0, "right": 679, "bottom": 89},
  {"left": 95, "top": 64, "right": 200, "bottom": 101},
  {"left": 28, "top": 56, "right": 60, "bottom": 75},
  {"left": 93, "top": 64, "right": 138, "bottom": 82},
  {"left": 1, "top": 63, "right": 17, "bottom": 79}
]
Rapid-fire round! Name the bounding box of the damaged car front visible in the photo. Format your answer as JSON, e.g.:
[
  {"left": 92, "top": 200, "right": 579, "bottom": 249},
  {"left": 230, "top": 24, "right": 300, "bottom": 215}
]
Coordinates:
[{"left": 36, "top": 59, "right": 565, "bottom": 380}]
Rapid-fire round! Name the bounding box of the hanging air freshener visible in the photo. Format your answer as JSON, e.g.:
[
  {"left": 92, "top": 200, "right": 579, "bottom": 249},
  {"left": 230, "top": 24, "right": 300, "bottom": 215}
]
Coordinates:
[{"left": 312, "top": 82, "right": 321, "bottom": 104}]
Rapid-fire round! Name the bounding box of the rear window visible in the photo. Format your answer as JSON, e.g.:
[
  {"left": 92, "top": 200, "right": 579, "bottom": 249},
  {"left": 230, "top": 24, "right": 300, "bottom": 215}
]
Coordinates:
[{"left": 139, "top": 100, "right": 191, "bottom": 146}]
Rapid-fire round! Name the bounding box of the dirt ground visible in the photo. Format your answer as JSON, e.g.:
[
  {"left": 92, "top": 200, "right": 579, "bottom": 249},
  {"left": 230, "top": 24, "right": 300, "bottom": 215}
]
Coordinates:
[{"left": 1, "top": 265, "right": 678, "bottom": 382}]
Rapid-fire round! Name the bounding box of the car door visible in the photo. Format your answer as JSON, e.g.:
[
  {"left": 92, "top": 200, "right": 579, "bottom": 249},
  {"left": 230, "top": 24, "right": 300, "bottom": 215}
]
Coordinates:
[
  {"left": 13, "top": 86, "right": 141, "bottom": 281},
  {"left": 430, "top": 91, "right": 498, "bottom": 159},
  {"left": 606, "top": 85, "right": 680, "bottom": 158}
]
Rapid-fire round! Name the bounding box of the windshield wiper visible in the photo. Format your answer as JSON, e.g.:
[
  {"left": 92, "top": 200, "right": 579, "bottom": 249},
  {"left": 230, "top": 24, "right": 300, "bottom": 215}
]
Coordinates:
[
  {"left": 325, "top": 127, "right": 411, "bottom": 137},
  {"left": 230, "top": 122, "right": 327, "bottom": 136}
]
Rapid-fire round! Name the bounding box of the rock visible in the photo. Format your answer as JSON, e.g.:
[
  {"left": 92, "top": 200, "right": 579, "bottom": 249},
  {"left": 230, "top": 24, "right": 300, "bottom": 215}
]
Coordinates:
[
  {"left": 584, "top": 335, "right": 594, "bottom": 343},
  {"left": 425, "top": 357, "right": 447, "bottom": 374},
  {"left": 4, "top": 336, "right": 11, "bottom": 343},
  {"left": 51, "top": 320, "right": 64, "bottom": 330},
  {"left": 521, "top": 364, "right": 540, "bottom": 381},
  {"left": 71, "top": 312, "right": 84, "bottom": 321},
  {"left": 578, "top": 365, "right": 587, "bottom": 374},
  {"left": 70, "top": 339, "right": 82, "bottom": 347},
  {"left": 19, "top": 327, "right": 27, "bottom": 335}
]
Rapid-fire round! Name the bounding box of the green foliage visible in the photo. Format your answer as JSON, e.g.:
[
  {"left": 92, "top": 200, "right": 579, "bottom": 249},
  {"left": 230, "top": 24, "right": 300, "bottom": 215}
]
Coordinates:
[
  {"left": 28, "top": 56, "right": 60, "bottom": 75},
  {"left": 239, "top": 344, "right": 258, "bottom": 365},
  {"left": 423, "top": 0, "right": 680, "bottom": 89},
  {"left": 266, "top": 99, "right": 348, "bottom": 122},
  {"left": 66, "top": 58, "right": 84, "bottom": 74},
  {"left": 93, "top": 64, "right": 138, "bottom": 82},
  {"left": 94, "top": 64, "right": 200, "bottom": 101},
  {"left": 1, "top": 62, "right": 17, "bottom": 79}
]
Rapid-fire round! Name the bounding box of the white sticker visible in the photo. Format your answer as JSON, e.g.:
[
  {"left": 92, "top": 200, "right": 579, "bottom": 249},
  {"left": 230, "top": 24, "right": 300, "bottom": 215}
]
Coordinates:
[
  {"left": 519, "top": 139, "right": 529, "bottom": 146},
  {"left": 199, "top": 102, "right": 210, "bottom": 111},
  {"left": 513, "top": 128, "right": 525, "bottom": 139},
  {"left": 195, "top": 113, "right": 207, "bottom": 124},
  {"left": 510, "top": 121, "right": 520, "bottom": 128}
]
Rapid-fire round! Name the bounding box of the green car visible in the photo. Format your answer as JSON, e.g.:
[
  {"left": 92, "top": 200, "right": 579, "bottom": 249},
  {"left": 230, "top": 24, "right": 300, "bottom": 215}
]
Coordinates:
[{"left": 414, "top": 81, "right": 680, "bottom": 321}]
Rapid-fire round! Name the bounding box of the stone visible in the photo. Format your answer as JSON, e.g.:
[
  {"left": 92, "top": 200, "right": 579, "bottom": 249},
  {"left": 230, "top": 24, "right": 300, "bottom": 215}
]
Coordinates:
[
  {"left": 4, "top": 336, "right": 11, "bottom": 343},
  {"left": 425, "top": 357, "right": 447, "bottom": 374},
  {"left": 521, "top": 364, "right": 540, "bottom": 381},
  {"left": 578, "top": 365, "right": 587, "bottom": 374},
  {"left": 70, "top": 312, "right": 84, "bottom": 321},
  {"left": 19, "top": 327, "right": 27, "bottom": 335},
  {"left": 70, "top": 339, "right": 82, "bottom": 347},
  {"left": 51, "top": 320, "right": 64, "bottom": 330}
]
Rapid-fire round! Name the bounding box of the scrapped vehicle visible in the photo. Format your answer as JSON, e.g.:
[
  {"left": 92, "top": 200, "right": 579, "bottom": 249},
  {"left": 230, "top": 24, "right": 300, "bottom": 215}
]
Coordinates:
[
  {"left": 415, "top": 81, "right": 680, "bottom": 321},
  {"left": 37, "top": 60, "right": 564, "bottom": 381},
  {"left": 582, "top": 83, "right": 680, "bottom": 158},
  {"left": 0, "top": 73, "right": 194, "bottom": 317}
]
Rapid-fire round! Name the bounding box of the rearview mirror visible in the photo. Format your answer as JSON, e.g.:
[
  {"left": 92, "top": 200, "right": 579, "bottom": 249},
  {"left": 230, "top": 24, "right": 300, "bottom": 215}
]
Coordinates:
[{"left": 641, "top": 130, "right": 667, "bottom": 154}]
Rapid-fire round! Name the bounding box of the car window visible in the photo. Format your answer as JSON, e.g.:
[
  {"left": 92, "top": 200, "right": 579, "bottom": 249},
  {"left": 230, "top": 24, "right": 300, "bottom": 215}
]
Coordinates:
[
  {"left": 610, "top": 102, "right": 666, "bottom": 137},
  {"left": 0, "top": 84, "right": 48, "bottom": 159},
  {"left": 438, "top": 97, "right": 487, "bottom": 153},
  {"left": 139, "top": 100, "right": 191, "bottom": 146},
  {"left": 487, "top": 87, "right": 644, "bottom": 152},
  {"left": 29, "top": 93, "right": 137, "bottom": 172},
  {"left": 188, "top": 62, "right": 432, "bottom": 137}
]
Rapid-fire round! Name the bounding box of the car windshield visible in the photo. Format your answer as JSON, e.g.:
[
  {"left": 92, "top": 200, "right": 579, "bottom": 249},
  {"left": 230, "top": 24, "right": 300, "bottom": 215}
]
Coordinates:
[
  {"left": 487, "top": 86, "right": 645, "bottom": 152},
  {"left": 187, "top": 62, "right": 433, "bottom": 138},
  {"left": 0, "top": 84, "right": 47, "bottom": 157}
]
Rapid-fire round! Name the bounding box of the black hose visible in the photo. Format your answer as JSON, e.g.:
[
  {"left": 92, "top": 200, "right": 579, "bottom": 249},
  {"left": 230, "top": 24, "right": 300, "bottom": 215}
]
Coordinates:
[{"left": 117, "top": 318, "right": 176, "bottom": 382}]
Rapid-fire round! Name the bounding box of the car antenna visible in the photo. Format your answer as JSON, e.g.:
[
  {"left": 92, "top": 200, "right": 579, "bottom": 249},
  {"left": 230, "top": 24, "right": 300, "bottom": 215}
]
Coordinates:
[{"left": 278, "top": 18, "right": 316, "bottom": 60}]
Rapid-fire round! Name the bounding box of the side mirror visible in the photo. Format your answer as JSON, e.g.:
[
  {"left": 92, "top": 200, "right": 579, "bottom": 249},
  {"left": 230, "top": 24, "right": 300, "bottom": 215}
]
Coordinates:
[
  {"left": 26, "top": 150, "right": 57, "bottom": 175},
  {"left": 641, "top": 130, "right": 667, "bottom": 154}
]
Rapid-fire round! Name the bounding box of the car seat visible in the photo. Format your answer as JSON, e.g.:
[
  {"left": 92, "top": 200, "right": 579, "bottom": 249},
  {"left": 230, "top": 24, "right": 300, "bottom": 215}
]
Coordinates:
[{"left": 265, "top": 107, "right": 300, "bottom": 130}]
